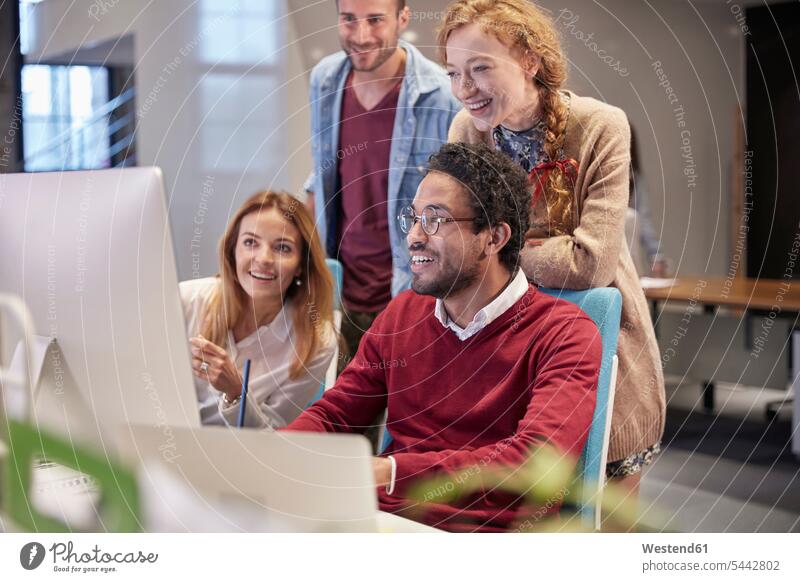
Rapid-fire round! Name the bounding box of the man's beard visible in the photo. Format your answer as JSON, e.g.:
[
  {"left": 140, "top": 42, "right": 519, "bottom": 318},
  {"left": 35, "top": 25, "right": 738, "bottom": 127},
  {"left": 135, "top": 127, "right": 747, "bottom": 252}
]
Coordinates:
[
  {"left": 411, "top": 257, "right": 482, "bottom": 299},
  {"left": 343, "top": 41, "right": 398, "bottom": 72}
]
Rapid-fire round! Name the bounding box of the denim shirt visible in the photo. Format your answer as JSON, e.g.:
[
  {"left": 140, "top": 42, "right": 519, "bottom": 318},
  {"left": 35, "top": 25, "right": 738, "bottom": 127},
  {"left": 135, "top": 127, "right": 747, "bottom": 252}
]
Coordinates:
[{"left": 305, "top": 40, "right": 461, "bottom": 298}]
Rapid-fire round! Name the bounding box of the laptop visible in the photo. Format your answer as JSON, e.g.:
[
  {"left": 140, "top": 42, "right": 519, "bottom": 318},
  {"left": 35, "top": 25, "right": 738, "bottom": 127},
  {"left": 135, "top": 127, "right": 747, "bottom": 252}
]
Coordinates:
[{"left": 117, "top": 425, "right": 379, "bottom": 532}]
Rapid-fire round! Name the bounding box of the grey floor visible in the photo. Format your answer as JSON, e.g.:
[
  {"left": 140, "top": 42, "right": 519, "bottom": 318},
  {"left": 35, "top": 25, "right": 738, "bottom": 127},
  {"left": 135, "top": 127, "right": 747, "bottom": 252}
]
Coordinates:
[{"left": 638, "top": 378, "right": 800, "bottom": 532}]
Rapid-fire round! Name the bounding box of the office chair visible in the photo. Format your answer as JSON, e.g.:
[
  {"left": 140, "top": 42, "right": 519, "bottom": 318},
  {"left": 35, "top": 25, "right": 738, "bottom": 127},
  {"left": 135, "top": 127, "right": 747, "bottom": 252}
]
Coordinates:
[
  {"left": 306, "top": 259, "right": 343, "bottom": 406},
  {"left": 378, "top": 286, "right": 622, "bottom": 531},
  {"left": 538, "top": 287, "right": 622, "bottom": 531}
]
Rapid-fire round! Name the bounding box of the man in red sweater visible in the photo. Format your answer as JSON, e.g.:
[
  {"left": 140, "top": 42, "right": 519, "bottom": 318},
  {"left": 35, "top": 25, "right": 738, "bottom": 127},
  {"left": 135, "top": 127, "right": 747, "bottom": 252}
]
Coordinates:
[{"left": 285, "top": 143, "right": 601, "bottom": 532}]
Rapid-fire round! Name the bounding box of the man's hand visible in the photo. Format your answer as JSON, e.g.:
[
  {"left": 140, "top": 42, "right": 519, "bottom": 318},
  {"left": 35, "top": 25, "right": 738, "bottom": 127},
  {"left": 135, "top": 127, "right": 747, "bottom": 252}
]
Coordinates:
[
  {"left": 372, "top": 457, "right": 393, "bottom": 488},
  {"left": 189, "top": 335, "right": 242, "bottom": 400}
]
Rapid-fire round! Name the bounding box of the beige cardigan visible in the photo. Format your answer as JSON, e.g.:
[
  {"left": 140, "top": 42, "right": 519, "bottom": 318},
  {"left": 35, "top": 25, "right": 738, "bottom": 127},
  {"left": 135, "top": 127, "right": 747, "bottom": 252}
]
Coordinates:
[{"left": 448, "top": 92, "right": 665, "bottom": 461}]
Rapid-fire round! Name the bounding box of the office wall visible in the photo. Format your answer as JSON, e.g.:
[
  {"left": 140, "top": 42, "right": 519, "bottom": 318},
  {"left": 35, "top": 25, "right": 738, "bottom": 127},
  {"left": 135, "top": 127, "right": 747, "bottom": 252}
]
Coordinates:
[
  {"left": 25, "top": 0, "right": 787, "bottom": 390},
  {"left": 532, "top": 0, "right": 791, "bottom": 390},
  {"left": 285, "top": 0, "right": 789, "bottom": 390},
  {"left": 25, "top": 0, "right": 747, "bottom": 280},
  {"left": 540, "top": 0, "right": 745, "bottom": 279},
  {"left": 288, "top": 0, "right": 750, "bottom": 277},
  {"left": 25, "top": 0, "right": 309, "bottom": 281},
  {"left": 527, "top": 1, "right": 791, "bottom": 390}
]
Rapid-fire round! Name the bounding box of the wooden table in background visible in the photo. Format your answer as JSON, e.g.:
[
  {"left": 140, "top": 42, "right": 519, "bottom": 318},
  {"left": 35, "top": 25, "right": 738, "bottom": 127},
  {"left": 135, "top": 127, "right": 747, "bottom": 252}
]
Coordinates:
[
  {"left": 643, "top": 276, "right": 800, "bottom": 459},
  {"left": 644, "top": 276, "right": 800, "bottom": 312}
]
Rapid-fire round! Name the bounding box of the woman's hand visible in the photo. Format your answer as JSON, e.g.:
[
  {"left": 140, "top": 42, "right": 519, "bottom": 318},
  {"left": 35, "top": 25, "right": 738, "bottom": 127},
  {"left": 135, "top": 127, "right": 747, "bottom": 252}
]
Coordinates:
[{"left": 189, "top": 335, "right": 242, "bottom": 401}]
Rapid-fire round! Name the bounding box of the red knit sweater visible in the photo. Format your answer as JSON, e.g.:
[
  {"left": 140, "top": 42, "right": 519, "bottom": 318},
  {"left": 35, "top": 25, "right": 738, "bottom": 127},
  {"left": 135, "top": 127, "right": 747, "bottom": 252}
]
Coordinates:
[{"left": 285, "top": 285, "right": 601, "bottom": 532}]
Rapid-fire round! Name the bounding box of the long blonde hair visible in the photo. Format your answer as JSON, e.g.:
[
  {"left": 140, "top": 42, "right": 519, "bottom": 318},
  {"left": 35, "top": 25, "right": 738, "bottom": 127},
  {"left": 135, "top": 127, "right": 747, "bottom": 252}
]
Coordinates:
[
  {"left": 201, "top": 191, "right": 334, "bottom": 380},
  {"left": 438, "top": 0, "right": 575, "bottom": 235}
]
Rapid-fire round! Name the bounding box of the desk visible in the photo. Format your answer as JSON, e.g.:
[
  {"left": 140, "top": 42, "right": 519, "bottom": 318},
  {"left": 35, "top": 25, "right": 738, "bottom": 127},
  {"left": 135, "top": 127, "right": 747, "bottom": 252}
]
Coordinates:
[
  {"left": 376, "top": 511, "right": 441, "bottom": 533},
  {"left": 643, "top": 276, "right": 800, "bottom": 458},
  {"left": 644, "top": 276, "right": 800, "bottom": 312},
  {"left": 1, "top": 511, "right": 439, "bottom": 534},
  {"left": 1, "top": 457, "right": 440, "bottom": 533}
]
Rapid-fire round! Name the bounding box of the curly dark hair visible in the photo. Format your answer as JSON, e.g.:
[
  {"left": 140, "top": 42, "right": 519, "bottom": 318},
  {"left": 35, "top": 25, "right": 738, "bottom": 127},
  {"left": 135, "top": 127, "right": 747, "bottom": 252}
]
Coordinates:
[{"left": 427, "top": 142, "right": 531, "bottom": 271}]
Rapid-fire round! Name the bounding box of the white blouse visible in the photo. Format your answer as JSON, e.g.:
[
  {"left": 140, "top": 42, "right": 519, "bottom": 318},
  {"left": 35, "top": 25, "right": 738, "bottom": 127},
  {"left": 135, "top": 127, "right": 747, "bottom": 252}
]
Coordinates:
[{"left": 179, "top": 277, "right": 337, "bottom": 429}]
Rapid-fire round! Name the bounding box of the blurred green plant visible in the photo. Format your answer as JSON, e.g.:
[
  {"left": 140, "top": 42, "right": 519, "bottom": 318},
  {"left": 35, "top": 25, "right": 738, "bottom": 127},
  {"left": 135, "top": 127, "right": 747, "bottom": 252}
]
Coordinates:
[{"left": 406, "top": 444, "right": 670, "bottom": 532}]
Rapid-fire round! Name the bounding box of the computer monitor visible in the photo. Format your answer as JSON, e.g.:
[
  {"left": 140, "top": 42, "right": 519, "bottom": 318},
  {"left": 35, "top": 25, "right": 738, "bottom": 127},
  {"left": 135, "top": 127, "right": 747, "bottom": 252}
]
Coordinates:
[{"left": 0, "top": 167, "right": 200, "bottom": 451}]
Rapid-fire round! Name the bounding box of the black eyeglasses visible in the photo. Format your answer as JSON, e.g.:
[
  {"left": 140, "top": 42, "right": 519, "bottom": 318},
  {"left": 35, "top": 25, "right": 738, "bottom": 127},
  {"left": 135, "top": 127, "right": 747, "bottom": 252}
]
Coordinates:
[{"left": 397, "top": 205, "right": 477, "bottom": 236}]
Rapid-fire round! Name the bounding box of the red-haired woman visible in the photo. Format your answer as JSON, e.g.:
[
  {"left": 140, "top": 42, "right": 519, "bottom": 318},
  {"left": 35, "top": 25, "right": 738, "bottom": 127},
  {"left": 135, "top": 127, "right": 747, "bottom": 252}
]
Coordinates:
[
  {"left": 180, "top": 191, "right": 337, "bottom": 428},
  {"left": 440, "top": 0, "right": 665, "bottom": 491}
]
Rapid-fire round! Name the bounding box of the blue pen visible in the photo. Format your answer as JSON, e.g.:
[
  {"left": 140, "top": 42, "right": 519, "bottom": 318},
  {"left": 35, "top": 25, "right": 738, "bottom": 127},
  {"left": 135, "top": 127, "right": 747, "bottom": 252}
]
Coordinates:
[{"left": 237, "top": 359, "right": 251, "bottom": 428}]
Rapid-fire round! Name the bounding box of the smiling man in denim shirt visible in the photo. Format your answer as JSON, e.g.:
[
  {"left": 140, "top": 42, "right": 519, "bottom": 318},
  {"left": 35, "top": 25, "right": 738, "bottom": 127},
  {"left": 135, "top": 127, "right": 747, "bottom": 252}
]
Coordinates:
[{"left": 305, "top": 0, "right": 460, "bottom": 358}]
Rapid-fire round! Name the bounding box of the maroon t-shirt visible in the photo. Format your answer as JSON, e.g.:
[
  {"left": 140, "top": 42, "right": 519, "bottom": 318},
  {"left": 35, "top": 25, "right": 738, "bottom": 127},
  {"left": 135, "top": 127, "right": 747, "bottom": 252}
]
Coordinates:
[{"left": 335, "top": 72, "right": 401, "bottom": 312}]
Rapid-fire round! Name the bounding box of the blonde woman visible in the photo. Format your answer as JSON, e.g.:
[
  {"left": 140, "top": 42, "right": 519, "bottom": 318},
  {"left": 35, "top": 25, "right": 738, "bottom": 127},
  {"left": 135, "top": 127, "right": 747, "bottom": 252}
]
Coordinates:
[
  {"left": 440, "top": 0, "right": 665, "bottom": 490},
  {"left": 180, "top": 191, "right": 337, "bottom": 429}
]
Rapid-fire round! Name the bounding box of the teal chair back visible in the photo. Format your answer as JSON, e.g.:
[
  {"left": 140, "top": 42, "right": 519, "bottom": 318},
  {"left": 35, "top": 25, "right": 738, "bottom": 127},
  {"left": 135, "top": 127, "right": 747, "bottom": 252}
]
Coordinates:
[
  {"left": 538, "top": 286, "right": 622, "bottom": 530},
  {"left": 325, "top": 258, "right": 343, "bottom": 311},
  {"left": 307, "top": 259, "right": 343, "bottom": 406},
  {"left": 378, "top": 286, "right": 622, "bottom": 531}
]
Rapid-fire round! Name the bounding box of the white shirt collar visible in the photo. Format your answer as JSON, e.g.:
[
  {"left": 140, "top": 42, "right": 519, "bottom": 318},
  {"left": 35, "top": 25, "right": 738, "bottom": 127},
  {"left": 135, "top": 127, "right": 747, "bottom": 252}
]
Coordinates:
[
  {"left": 228, "top": 301, "right": 294, "bottom": 352},
  {"left": 434, "top": 269, "right": 530, "bottom": 341}
]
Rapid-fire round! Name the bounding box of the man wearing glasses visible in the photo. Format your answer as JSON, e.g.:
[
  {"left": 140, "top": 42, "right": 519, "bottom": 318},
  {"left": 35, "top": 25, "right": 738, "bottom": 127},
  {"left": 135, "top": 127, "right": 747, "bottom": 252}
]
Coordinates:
[
  {"left": 286, "top": 143, "right": 602, "bottom": 532},
  {"left": 304, "top": 0, "right": 460, "bottom": 360}
]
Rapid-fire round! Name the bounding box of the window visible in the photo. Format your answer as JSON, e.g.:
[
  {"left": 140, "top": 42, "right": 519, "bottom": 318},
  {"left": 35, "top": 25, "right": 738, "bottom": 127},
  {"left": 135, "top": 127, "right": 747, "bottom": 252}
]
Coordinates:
[
  {"left": 21, "top": 65, "right": 111, "bottom": 171},
  {"left": 18, "top": 0, "right": 42, "bottom": 56},
  {"left": 199, "top": 0, "right": 283, "bottom": 66}
]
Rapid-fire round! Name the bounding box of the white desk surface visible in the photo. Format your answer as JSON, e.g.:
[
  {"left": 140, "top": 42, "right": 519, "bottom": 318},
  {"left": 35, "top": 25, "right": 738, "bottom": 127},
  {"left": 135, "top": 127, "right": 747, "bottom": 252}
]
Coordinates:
[
  {"left": 0, "top": 456, "right": 441, "bottom": 533},
  {"left": 376, "top": 511, "right": 441, "bottom": 533},
  {"left": 1, "top": 511, "right": 440, "bottom": 534}
]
